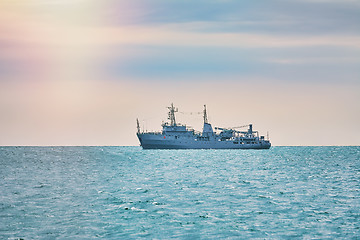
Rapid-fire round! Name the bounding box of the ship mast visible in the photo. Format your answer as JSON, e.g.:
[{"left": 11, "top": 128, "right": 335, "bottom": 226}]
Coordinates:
[
  {"left": 136, "top": 118, "right": 140, "bottom": 133},
  {"left": 167, "top": 103, "right": 178, "bottom": 126},
  {"left": 203, "top": 105, "right": 208, "bottom": 124}
]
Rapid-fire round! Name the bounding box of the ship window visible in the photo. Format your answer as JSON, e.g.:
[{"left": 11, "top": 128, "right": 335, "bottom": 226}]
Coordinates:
[
  {"left": 233, "top": 141, "right": 238, "bottom": 144},
  {"left": 175, "top": 136, "right": 178, "bottom": 139}
]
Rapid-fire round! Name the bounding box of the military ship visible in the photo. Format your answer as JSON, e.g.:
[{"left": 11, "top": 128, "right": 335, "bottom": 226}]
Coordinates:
[{"left": 136, "top": 104, "right": 271, "bottom": 149}]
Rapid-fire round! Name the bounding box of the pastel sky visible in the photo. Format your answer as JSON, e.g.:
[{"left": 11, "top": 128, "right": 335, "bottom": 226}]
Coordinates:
[{"left": 0, "top": 0, "right": 359, "bottom": 146}]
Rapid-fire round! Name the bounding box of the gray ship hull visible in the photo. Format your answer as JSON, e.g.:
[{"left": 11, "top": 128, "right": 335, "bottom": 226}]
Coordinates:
[
  {"left": 138, "top": 133, "right": 271, "bottom": 149},
  {"left": 136, "top": 104, "right": 271, "bottom": 150}
]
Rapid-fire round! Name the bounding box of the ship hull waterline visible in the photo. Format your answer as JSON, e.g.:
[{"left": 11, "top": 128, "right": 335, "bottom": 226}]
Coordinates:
[{"left": 138, "top": 134, "right": 271, "bottom": 150}]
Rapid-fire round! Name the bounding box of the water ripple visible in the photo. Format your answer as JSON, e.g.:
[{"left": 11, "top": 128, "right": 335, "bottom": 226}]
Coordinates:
[{"left": 0, "top": 146, "right": 359, "bottom": 239}]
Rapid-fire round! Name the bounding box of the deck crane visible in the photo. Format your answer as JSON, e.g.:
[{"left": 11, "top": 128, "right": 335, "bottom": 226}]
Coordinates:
[
  {"left": 231, "top": 124, "right": 250, "bottom": 129},
  {"left": 215, "top": 124, "right": 250, "bottom": 131},
  {"left": 215, "top": 124, "right": 258, "bottom": 138}
]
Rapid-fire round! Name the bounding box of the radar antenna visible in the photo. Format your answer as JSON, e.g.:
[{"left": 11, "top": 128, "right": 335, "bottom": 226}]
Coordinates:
[{"left": 167, "top": 103, "right": 178, "bottom": 126}]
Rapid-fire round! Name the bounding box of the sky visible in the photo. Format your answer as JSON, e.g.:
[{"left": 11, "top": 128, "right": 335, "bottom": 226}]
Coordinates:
[{"left": 0, "top": 0, "right": 359, "bottom": 146}]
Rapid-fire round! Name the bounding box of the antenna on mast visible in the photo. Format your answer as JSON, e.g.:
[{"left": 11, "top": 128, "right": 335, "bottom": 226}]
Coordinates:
[
  {"left": 167, "top": 103, "right": 178, "bottom": 126},
  {"left": 203, "top": 105, "right": 208, "bottom": 124}
]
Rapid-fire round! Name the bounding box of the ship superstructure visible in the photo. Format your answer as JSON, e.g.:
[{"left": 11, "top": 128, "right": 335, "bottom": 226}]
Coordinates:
[{"left": 136, "top": 104, "right": 271, "bottom": 149}]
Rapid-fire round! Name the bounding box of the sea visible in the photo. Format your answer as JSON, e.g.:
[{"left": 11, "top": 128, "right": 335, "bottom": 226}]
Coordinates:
[{"left": 0, "top": 146, "right": 359, "bottom": 239}]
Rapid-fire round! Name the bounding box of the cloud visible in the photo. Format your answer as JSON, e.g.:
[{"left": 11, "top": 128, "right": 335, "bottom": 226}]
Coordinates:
[
  {"left": 1, "top": 0, "right": 359, "bottom": 145},
  {"left": 106, "top": 0, "right": 360, "bottom": 35},
  {"left": 102, "top": 24, "right": 360, "bottom": 48}
]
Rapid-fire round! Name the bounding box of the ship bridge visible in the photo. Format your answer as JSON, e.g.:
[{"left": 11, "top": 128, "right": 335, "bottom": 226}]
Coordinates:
[
  {"left": 161, "top": 103, "right": 194, "bottom": 136},
  {"left": 162, "top": 124, "right": 187, "bottom": 132}
]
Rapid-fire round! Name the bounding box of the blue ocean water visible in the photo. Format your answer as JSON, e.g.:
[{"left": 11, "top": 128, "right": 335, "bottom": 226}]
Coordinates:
[{"left": 0, "top": 146, "right": 359, "bottom": 239}]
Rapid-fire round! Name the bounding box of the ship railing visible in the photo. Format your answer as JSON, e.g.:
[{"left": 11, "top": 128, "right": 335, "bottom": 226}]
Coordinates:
[
  {"left": 186, "top": 127, "right": 195, "bottom": 132},
  {"left": 141, "top": 131, "right": 162, "bottom": 135},
  {"left": 162, "top": 123, "right": 187, "bottom": 127}
]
